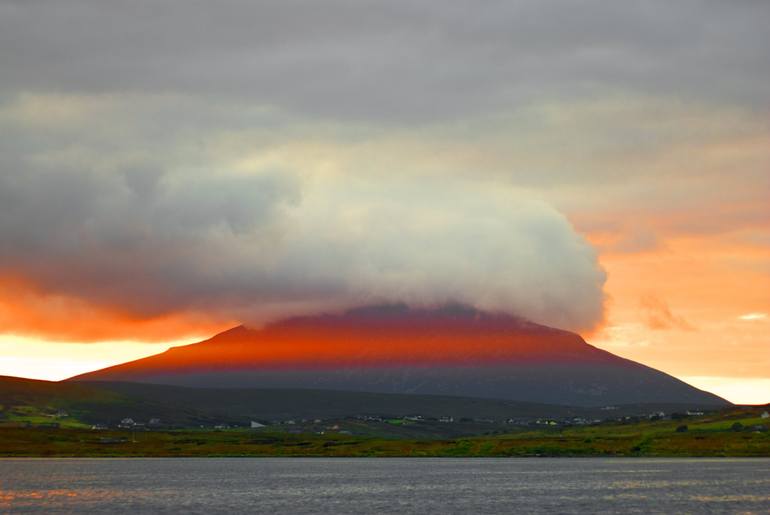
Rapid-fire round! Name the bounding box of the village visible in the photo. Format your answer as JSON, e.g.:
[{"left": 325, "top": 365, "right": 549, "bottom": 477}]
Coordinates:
[{"left": 72, "top": 408, "right": 769, "bottom": 439}]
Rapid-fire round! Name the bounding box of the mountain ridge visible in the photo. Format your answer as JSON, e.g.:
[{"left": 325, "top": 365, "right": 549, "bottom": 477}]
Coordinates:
[{"left": 70, "top": 305, "right": 729, "bottom": 407}]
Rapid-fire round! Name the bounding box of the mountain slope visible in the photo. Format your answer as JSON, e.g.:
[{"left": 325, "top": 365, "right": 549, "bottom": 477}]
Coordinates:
[{"left": 70, "top": 305, "right": 729, "bottom": 407}]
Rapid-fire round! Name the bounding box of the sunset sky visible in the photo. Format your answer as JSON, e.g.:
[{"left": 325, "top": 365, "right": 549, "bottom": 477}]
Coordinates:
[{"left": 0, "top": 1, "right": 768, "bottom": 403}]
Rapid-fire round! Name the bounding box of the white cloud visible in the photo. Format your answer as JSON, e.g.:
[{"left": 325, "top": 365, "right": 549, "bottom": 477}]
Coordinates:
[
  {"left": 0, "top": 94, "right": 606, "bottom": 333},
  {"left": 738, "top": 312, "right": 768, "bottom": 321}
]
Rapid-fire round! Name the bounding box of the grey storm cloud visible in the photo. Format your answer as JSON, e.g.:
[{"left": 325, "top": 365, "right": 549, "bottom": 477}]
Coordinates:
[
  {"left": 1, "top": 0, "right": 767, "bottom": 336},
  {"left": 1, "top": 0, "right": 769, "bottom": 122}
]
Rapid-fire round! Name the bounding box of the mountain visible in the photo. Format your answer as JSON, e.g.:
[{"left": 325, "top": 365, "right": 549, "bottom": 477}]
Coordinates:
[{"left": 70, "top": 305, "right": 729, "bottom": 407}]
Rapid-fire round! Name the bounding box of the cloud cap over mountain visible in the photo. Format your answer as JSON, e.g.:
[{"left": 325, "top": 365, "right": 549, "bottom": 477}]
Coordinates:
[{"left": 0, "top": 139, "right": 606, "bottom": 336}]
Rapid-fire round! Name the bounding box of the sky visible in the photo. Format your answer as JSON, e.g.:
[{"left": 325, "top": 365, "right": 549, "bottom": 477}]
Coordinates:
[{"left": 0, "top": 0, "right": 768, "bottom": 404}]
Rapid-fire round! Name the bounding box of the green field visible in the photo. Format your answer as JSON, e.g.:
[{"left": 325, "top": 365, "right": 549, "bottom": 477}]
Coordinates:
[{"left": 1, "top": 407, "right": 767, "bottom": 457}]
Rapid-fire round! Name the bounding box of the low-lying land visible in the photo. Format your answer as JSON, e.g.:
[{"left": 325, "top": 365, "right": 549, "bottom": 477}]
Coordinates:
[
  {"left": 1, "top": 406, "right": 767, "bottom": 457},
  {"left": 0, "top": 375, "right": 728, "bottom": 435}
]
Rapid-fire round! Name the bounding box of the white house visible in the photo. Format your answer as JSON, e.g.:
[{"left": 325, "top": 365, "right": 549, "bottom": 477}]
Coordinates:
[{"left": 250, "top": 421, "right": 266, "bottom": 428}]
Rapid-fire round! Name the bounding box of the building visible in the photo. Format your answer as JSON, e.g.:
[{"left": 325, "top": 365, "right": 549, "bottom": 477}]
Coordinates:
[{"left": 250, "top": 421, "right": 266, "bottom": 428}]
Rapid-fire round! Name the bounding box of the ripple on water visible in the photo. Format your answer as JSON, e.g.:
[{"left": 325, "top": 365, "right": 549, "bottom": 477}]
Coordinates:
[{"left": 1, "top": 458, "right": 769, "bottom": 514}]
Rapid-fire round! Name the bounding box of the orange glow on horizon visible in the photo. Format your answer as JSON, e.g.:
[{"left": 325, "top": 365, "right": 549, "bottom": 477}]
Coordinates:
[{"left": 0, "top": 276, "right": 235, "bottom": 343}]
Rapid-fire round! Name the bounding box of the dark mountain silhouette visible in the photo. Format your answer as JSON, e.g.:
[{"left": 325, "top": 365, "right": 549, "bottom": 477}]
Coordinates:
[{"left": 70, "top": 305, "right": 728, "bottom": 407}]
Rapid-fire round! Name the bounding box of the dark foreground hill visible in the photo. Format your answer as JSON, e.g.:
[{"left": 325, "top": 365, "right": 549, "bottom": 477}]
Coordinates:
[
  {"left": 71, "top": 305, "right": 728, "bottom": 407},
  {"left": 0, "top": 375, "right": 726, "bottom": 431}
]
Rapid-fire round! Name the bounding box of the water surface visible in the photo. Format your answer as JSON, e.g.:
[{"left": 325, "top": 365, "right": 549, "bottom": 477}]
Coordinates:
[{"left": 1, "top": 458, "right": 768, "bottom": 513}]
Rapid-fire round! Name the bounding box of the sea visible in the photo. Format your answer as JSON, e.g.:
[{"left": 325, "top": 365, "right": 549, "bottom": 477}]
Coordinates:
[{"left": 1, "top": 458, "right": 768, "bottom": 514}]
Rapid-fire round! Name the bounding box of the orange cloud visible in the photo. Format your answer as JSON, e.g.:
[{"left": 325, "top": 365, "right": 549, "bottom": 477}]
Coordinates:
[
  {"left": 0, "top": 276, "right": 232, "bottom": 342},
  {"left": 639, "top": 295, "right": 695, "bottom": 331},
  {"left": 584, "top": 227, "right": 770, "bottom": 381}
]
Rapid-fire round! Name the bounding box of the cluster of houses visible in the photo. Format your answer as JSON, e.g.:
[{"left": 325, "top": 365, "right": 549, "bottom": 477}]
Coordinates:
[
  {"left": 89, "top": 418, "right": 164, "bottom": 430},
  {"left": 355, "top": 414, "right": 452, "bottom": 423},
  {"left": 94, "top": 418, "right": 269, "bottom": 431},
  {"left": 114, "top": 417, "right": 163, "bottom": 430},
  {"left": 211, "top": 422, "right": 267, "bottom": 430}
]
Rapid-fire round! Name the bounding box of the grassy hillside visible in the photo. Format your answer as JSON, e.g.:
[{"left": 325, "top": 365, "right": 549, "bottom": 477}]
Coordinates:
[
  {"left": 2, "top": 376, "right": 723, "bottom": 433},
  {"left": 0, "top": 377, "right": 120, "bottom": 429}
]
